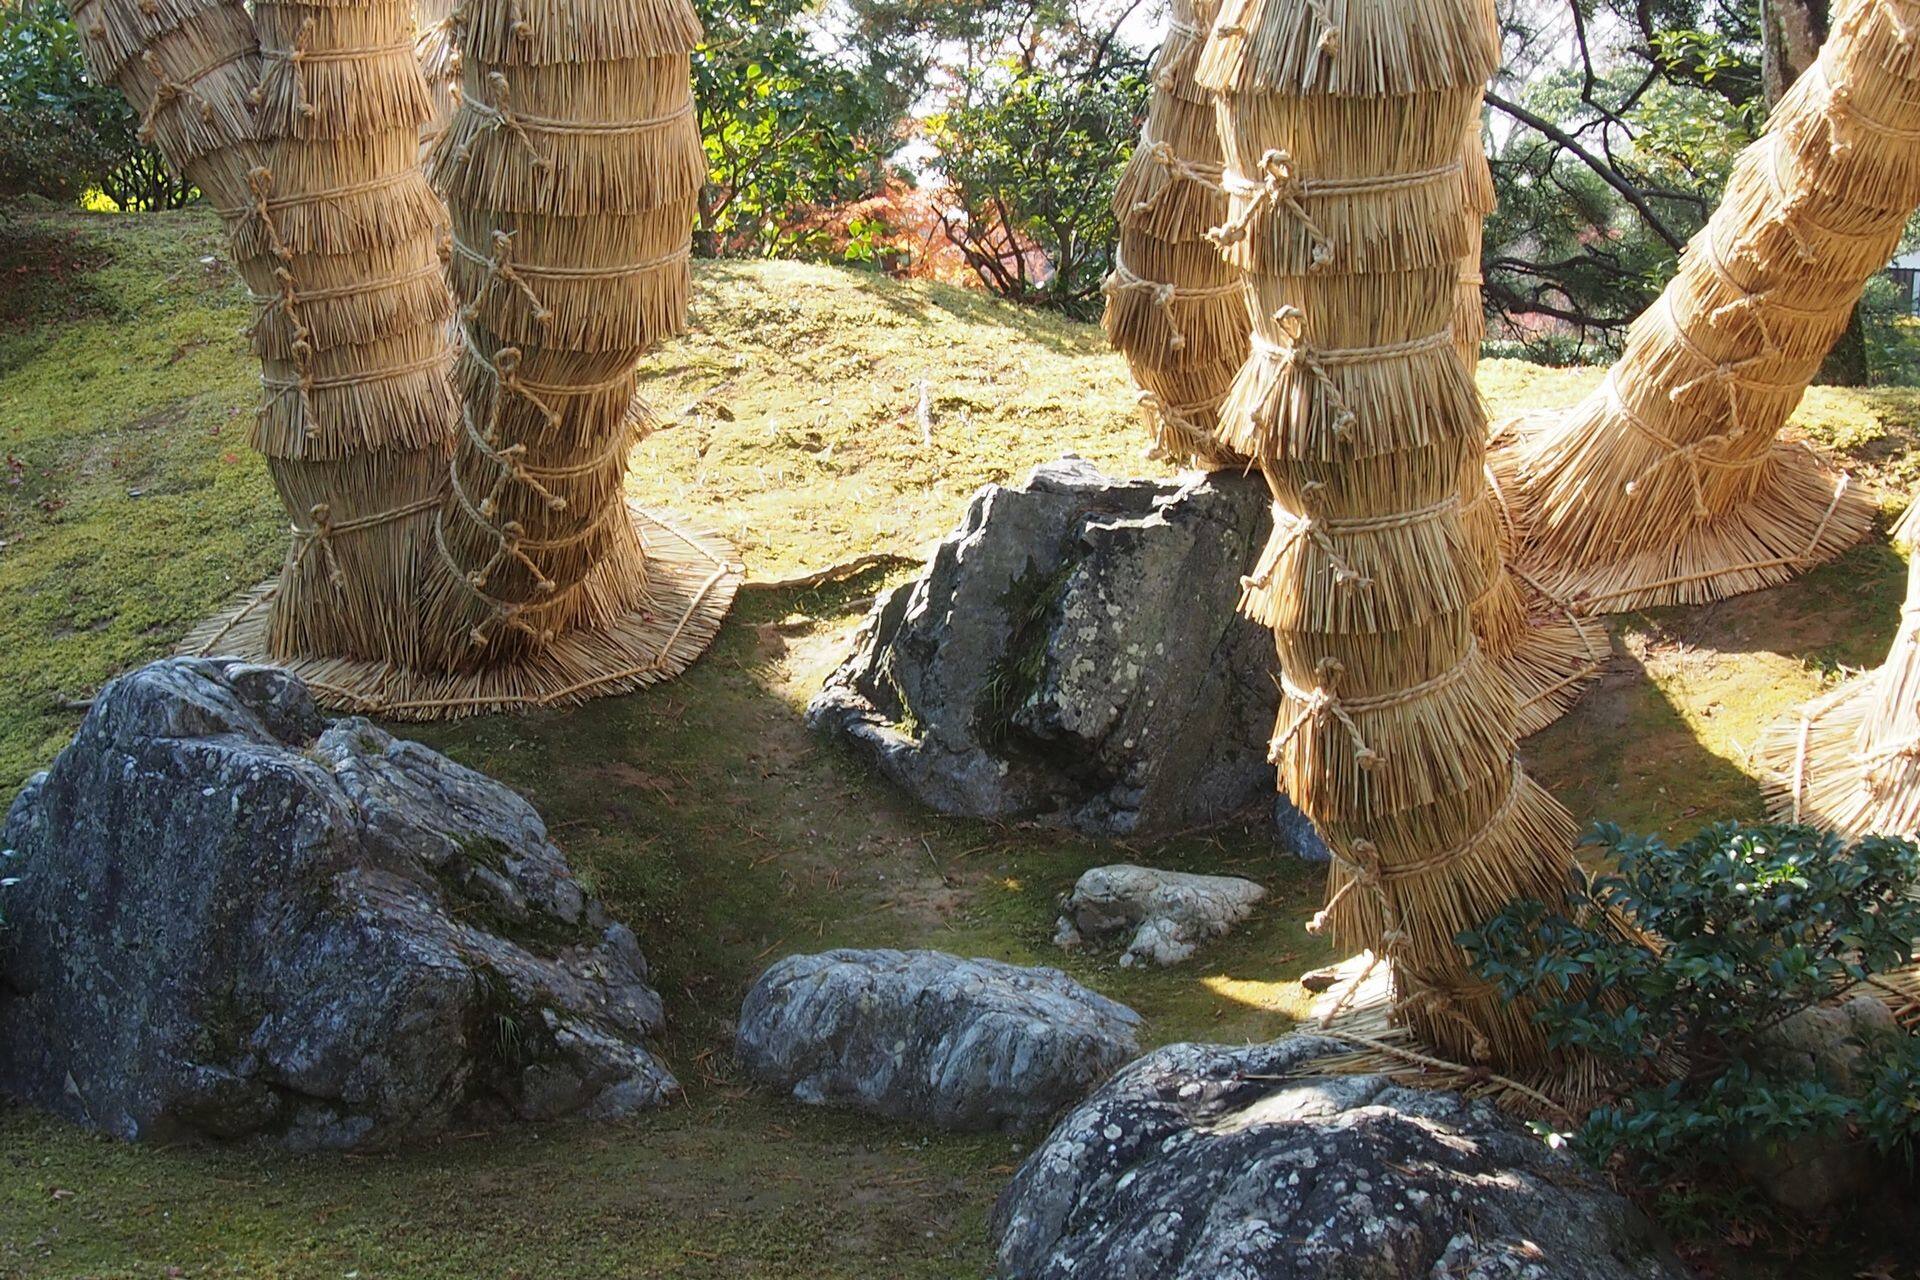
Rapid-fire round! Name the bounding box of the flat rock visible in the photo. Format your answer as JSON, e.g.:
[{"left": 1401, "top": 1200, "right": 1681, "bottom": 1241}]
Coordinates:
[
  {"left": 808, "top": 456, "right": 1326, "bottom": 857},
  {"left": 1053, "top": 864, "right": 1266, "bottom": 966},
  {"left": 736, "top": 948, "right": 1143, "bottom": 1132},
  {"left": 0, "top": 657, "right": 676, "bottom": 1150},
  {"left": 993, "top": 1035, "right": 1688, "bottom": 1280}
]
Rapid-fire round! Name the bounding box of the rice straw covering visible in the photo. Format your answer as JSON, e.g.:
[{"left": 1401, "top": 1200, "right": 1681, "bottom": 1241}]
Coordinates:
[
  {"left": 66, "top": 0, "right": 263, "bottom": 216},
  {"left": 1104, "top": 0, "right": 1251, "bottom": 467},
  {"left": 394, "top": 0, "right": 741, "bottom": 705},
  {"left": 1197, "top": 0, "right": 1589, "bottom": 1078},
  {"left": 231, "top": 0, "right": 462, "bottom": 671},
  {"left": 414, "top": 0, "right": 460, "bottom": 153},
  {"left": 1490, "top": 0, "right": 1912, "bottom": 615},
  {"left": 1452, "top": 121, "right": 1604, "bottom": 733},
  {"left": 1756, "top": 498, "right": 1920, "bottom": 835}
]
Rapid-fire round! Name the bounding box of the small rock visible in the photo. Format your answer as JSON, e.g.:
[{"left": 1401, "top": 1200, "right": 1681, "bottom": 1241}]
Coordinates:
[
  {"left": 993, "top": 1035, "right": 1687, "bottom": 1280},
  {"left": 736, "top": 948, "right": 1143, "bottom": 1132},
  {"left": 0, "top": 657, "right": 677, "bottom": 1150},
  {"left": 1053, "top": 864, "right": 1265, "bottom": 966}
]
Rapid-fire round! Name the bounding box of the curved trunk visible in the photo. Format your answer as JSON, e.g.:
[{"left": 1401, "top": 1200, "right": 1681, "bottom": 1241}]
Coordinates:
[{"left": 1491, "top": 0, "right": 1910, "bottom": 613}]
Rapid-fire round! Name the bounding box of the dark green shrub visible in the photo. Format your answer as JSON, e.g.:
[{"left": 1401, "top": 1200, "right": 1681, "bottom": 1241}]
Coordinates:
[
  {"left": 0, "top": 0, "right": 192, "bottom": 211},
  {"left": 1462, "top": 822, "right": 1920, "bottom": 1173}
]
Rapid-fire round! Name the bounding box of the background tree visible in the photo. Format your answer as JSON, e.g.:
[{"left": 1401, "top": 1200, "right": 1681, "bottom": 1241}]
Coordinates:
[
  {"left": 924, "top": 59, "right": 1145, "bottom": 318},
  {"left": 0, "top": 0, "right": 191, "bottom": 211},
  {"left": 691, "top": 0, "right": 900, "bottom": 258}
]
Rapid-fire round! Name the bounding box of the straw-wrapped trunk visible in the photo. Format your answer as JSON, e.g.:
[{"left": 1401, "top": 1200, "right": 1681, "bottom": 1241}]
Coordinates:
[
  {"left": 69, "top": 0, "right": 462, "bottom": 676},
  {"left": 1196, "top": 0, "right": 1582, "bottom": 1073},
  {"left": 392, "top": 0, "right": 737, "bottom": 713},
  {"left": 1454, "top": 126, "right": 1606, "bottom": 734},
  {"left": 1103, "top": 0, "right": 1248, "bottom": 468},
  {"left": 242, "top": 0, "right": 460, "bottom": 673},
  {"left": 413, "top": 0, "right": 459, "bottom": 154},
  {"left": 1490, "top": 0, "right": 1908, "bottom": 615},
  {"left": 1756, "top": 501, "right": 1920, "bottom": 835}
]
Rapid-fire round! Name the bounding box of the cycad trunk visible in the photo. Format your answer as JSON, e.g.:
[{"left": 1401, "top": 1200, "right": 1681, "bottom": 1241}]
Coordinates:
[
  {"left": 1103, "top": 0, "right": 1249, "bottom": 468},
  {"left": 72, "top": 0, "right": 461, "bottom": 679},
  {"left": 243, "top": 0, "right": 459, "bottom": 674},
  {"left": 1491, "top": 0, "right": 1910, "bottom": 613},
  {"left": 1197, "top": 0, "right": 1580, "bottom": 1072},
  {"left": 403, "top": 0, "right": 737, "bottom": 712}
]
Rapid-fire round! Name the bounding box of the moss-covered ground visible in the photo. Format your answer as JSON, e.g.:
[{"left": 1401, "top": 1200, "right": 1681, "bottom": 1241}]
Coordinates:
[{"left": 2, "top": 204, "right": 1919, "bottom": 1277}]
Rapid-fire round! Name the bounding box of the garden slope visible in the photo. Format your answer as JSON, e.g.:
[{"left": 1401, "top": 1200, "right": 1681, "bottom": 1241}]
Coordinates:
[{"left": 1, "top": 204, "right": 1918, "bottom": 1279}]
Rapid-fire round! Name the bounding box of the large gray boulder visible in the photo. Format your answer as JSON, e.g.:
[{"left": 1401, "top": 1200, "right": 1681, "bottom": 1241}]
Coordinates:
[
  {"left": 809, "top": 457, "right": 1323, "bottom": 853},
  {"left": 993, "top": 1035, "right": 1687, "bottom": 1280},
  {"left": 0, "top": 657, "right": 676, "bottom": 1150},
  {"left": 736, "top": 948, "right": 1143, "bottom": 1132}
]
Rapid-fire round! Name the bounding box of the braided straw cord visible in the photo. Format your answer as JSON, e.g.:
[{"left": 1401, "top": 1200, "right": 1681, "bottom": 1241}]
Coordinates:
[
  {"left": 1202, "top": 0, "right": 1591, "bottom": 1084},
  {"left": 1492, "top": 0, "right": 1912, "bottom": 614}
]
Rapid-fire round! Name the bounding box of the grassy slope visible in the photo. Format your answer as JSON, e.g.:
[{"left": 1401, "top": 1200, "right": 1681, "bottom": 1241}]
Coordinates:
[{"left": 1, "top": 205, "right": 1918, "bottom": 1278}]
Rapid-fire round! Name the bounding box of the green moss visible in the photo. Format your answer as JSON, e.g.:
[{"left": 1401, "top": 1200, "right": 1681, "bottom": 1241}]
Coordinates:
[
  {"left": 975, "top": 557, "right": 1074, "bottom": 748},
  {"left": 4, "top": 204, "right": 1920, "bottom": 1278}
]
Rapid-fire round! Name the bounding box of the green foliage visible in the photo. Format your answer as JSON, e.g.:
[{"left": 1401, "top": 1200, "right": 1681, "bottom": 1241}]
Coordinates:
[
  {"left": 691, "top": 0, "right": 895, "bottom": 258},
  {"left": 1463, "top": 822, "right": 1920, "bottom": 1174},
  {"left": 926, "top": 61, "right": 1144, "bottom": 319},
  {"left": 0, "top": 0, "right": 191, "bottom": 211}
]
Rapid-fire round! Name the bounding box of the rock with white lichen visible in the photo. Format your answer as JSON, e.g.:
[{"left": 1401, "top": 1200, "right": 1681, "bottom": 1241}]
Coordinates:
[
  {"left": 0, "top": 657, "right": 677, "bottom": 1150},
  {"left": 736, "top": 948, "right": 1144, "bottom": 1132},
  {"left": 1052, "top": 864, "right": 1266, "bottom": 966},
  {"left": 807, "top": 456, "right": 1327, "bottom": 859},
  {"left": 992, "top": 1035, "right": 1689, "bottom": 1280}
]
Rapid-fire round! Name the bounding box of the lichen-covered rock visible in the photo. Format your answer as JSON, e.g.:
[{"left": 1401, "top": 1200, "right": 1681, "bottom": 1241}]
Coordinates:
[
  {"left": 736, "top": 948, "right": 1143, "bottom": 1132},
  {"left": 1731, "top": 995, "right": 1901, "bottom": 1213},
  {"left": 1053, "top": 864, "right": 1265, "bottom": 966},
  {"left": 993, "top": 1035, "right": 1687, "bottom": 1280},
  {"left": 0, "top": 657, "right": 676, "bottom": 1150},
  {"left": 808, "top": 457, "right": 1325, "bottom": 857}
]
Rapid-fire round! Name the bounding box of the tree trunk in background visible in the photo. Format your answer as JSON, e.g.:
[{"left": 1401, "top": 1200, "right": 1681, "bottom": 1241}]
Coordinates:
[
  {"left": 1102, "top": 0, "right": 1248, "bottom": 468},
  {"left": 1767, "top": 0, "right": 1872, "bottom": 387},
  {"left": 1489, "top": 0, "right": 1912, "bottom": 615}
]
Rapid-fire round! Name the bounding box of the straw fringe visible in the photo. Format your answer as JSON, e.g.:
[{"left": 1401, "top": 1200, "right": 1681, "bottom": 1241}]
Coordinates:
[
  {"left": 1756, "top": 537, "right": 1920, "bottom": 834},
  {"left": 448, "top": 204, "right": 695, "bottom": 351},
  {"left": 252, "top": 5, "right": 434, "bottom": 139},
  {"left": 181, "top": 507, "right": 742, "bottom": 717},
  {"left": 1196, "top": 0, "right": 1499, "bottom": 97},
  {"left": 428, "top": 59, "right": 704, "bottom": 216},
  {"left": 70, "top": 0, "right": 232, "bottom": 79},
  {"left": 451, "top": 0, "right": 703, "bottom": 65}
]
